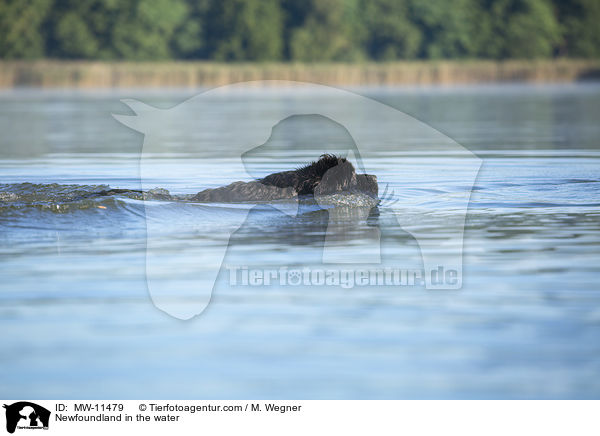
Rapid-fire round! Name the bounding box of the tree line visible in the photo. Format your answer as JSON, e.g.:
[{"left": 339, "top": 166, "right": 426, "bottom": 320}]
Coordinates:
[{"left": 1, "top": 0, "right": 598, "bottom": 61}]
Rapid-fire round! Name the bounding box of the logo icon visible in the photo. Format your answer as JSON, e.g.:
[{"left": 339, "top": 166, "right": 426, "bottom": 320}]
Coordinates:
[{"left": 3, "top": 402, "right": 50, "bottom": 434}]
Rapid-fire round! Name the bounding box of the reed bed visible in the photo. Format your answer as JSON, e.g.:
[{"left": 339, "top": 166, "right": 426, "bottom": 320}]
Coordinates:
[{"left": 1, "top": 59, "right": 599, "bottom": 88}]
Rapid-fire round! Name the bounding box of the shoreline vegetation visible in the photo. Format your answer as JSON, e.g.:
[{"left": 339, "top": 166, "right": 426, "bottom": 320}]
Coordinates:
[
  {"left": 1, "top": 60, "right": 599, "bottom": 89},
  {"left": 0, "top": 59, "right": 600, "bottom": 89}
]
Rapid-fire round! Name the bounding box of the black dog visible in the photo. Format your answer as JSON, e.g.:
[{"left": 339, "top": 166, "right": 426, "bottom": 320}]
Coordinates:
[
  {"left": 94, "top": 154, "right": 378, "bottom": 203},
  {"left": 191, "top": 154, "right": 378, "bottom": 202}
]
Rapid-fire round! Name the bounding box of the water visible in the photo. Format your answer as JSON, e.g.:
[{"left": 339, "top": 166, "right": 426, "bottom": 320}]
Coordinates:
[{"left": 1, "top": 84, "right": 599, "bottom": 399}]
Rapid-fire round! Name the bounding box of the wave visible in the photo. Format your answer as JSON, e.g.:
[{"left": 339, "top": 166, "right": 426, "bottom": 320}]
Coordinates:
[{"left": 0, "top": 183, "right": 145, "bottom": 214}]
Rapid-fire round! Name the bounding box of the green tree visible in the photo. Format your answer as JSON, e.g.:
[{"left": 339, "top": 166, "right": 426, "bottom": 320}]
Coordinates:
[
  {"left": 290, "top": 0, "right": 364, "bottom": 61},
  {"left": 280, "top": 0, "right": 312, "bottom": 60},
  {"left": 0, "top": 0, "right": 53, "bottom": 58},
  {"left": 409, "top": 0, "right": 484, "bottom": 59},
  {"left": 48, "top": 0, "right": 119, "bottom": 59},
  {"left": 111, "top": 0, "right": 188, "bottom": 60},
  {"left": 54, "top": 12, "right": 100, "bottom": 58},
  {"left": 482, "top": 0, "right": 560, "bottom": 59},
  {"left": 46, "top": 0, "right": 187, "bottom": 60},
  {"left": 361, "top": 0, "right": 421, "bottom": 60},
  {"left": 205, "top": 0, "right": 283, "bottom": 61},
  {"left": 171, "top": 0, "right": 211, "bottom": 59},
  {"left": 553, "top": 0, "right": 600, "bottom": 57}
]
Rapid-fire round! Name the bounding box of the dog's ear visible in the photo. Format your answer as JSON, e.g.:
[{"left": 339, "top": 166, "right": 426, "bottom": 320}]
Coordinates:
[{"left": 314, "top": 160, "right": 357, "bottom": 196}]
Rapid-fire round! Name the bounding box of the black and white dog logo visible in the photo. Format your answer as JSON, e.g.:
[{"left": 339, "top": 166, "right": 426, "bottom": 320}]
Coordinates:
[{"left": 3, "top": 402, "right": 50, "bottom": 433}]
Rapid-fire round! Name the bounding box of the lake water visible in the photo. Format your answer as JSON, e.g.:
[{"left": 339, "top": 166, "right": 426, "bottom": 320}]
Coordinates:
[{"left": 1, "top": 84, "right": 599, "bottom": 399}]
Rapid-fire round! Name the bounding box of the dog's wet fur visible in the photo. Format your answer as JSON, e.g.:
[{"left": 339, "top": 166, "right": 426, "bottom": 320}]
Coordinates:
[
  {"left": 95, "top": 154, "right": 378, "bottom": 203},
  {"left": 191, "top": 154, "right": 378, "bottom": 202}
]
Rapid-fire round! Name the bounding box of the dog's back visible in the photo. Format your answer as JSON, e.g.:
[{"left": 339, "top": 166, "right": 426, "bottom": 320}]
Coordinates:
[{"left": 191, "top": 154, "right": 377, "bottom": 202}]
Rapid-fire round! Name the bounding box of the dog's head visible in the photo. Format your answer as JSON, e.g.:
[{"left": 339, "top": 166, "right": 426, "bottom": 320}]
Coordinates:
[
  {"left": 356, "top": 174, "right": 378, "bottom": 197},
  {"left": 313, "top": 157, "right": 378, "bottom": 198},
  {"left": 314, "top": 159, "right": 357, "bottom": 195}
]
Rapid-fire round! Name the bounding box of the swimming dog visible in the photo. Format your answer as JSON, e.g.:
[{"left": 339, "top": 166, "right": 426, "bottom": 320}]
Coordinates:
[
  {"left": 190, "top": 154, "right": 378, "bottom": 202},
  {"left": 95, "top": 154, "right": 378, "bottom": 203}
]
